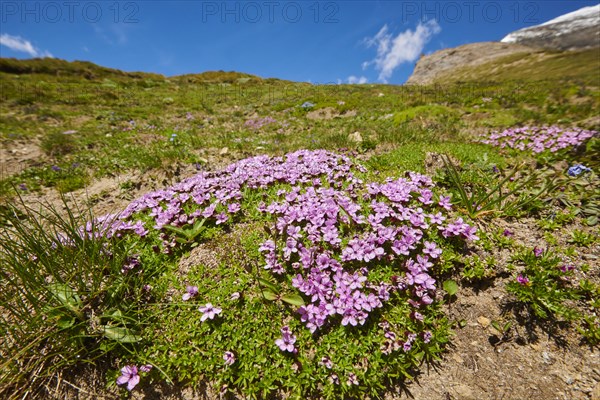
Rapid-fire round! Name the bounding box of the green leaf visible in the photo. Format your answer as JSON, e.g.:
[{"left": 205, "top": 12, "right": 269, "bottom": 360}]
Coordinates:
[
  {"left": 102, "top": 309, "right": 128, "bottom": 324},
  {"left": 102, "top": 325, "right": 141, "bottom": 343},
  {"left": 57, "top": 316, "right": 76, "bottom": 329},
  {"left": 99, "top": 340, "right": 117, "bottom": 353},
  {"left": 46, "top": 283, "right": 82, "bottom": 308},
  {"left": 191, "top": 218, "right": 207, "bottom": 235},
  {"left": 261, "top": 289, "right": 278, "bottom": 301},
  {"left": 163, "top": 224, "right": 187, "bottom": 237},
  {"left": 491, "top": 320, "right": 501, "bottom": 332},
  {"left": 258, "top": 278, "right": 279, "bottom": 292},
  {"left": 281, "top": 294, "right": 305, "bottom": 307},
  {"left": 587, "top": 215, "right": 598, "bottom": 226},
  {"left": 443, "top": 279, "right": 459, "bottom": 296}
]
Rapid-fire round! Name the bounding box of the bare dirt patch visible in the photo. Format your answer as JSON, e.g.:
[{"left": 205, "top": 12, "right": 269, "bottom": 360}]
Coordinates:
[
  {"left": 0, "top": 139, "right": 44, "bottom": 178},
  {"left": 306, "top": 107, "right": 357, "bottom": 120}
]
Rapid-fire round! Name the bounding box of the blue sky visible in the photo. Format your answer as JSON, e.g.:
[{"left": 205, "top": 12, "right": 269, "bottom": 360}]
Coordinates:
[{"left": 1, "top": 1, "right": 598, "bottom": 84}]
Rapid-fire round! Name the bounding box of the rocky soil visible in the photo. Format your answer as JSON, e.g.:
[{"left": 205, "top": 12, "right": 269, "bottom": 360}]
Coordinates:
[{"left": 406, "top": 42, "right": 535, "bottom": 85}]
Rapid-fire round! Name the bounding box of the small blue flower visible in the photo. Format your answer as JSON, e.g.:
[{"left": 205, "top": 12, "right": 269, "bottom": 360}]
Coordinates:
[
  {"left": 300, "top": 101, "right": 315, "bottom": 109},
  {"left": 567, "top": 164, "right": 592, "bottom": 177}
]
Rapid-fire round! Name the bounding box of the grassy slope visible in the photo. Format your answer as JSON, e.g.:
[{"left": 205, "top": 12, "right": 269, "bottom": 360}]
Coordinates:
[
  {"left": 1, "top": 57, "right": 599, "bottom": 399},
  {"left": 0, "top": 56, "right": 598, "bottom": 198},
  {"left": 428, "top": 48, "right": 600, "bottom": 85}
]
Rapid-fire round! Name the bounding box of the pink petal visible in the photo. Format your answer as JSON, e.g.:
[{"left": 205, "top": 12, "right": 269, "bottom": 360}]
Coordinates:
[{"left": 127, "top": 375, "right": 140, "bottom": 391}]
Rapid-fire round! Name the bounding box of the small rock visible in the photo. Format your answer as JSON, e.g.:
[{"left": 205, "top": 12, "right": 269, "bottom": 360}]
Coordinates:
[
  {"left": 477, "top": 316, "right": 490, "bottom": 328},
  {"left": 453, "top": 384, "right": 476, "bottom": 400},
  {"left": 219, "top": 147, "right": 229, "bottom": 155},
  {"left": 348, "top": 131, "right": 363, "bottom": 143},
  {"left": 542, "top": 351, "right": 553, "bottom": 365},
  {"left": 451, "top": 353, "right": 464, "bottom": 363},
  {"left": 591, "top": 388, "right": 600, "bottom": 400},
  {"left": 530, "top": 343, "right": 542, "bottom": 351}
]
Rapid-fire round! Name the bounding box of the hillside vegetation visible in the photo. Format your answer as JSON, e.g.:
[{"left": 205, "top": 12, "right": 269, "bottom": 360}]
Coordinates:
[
  {"left": 0, "top": 57, "right": 599, "bottom": 400},
  {"left": 428, "top": 48, "right": 600, "bottom": 85}
]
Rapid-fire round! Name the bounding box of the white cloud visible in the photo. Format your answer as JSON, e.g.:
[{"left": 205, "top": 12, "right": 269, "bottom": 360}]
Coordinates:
[
  {"left": 0, "top": 34, "right": 52, "bottom": 58},
  {"left": 364, "top": 20, "right": 441, "bottom": 82},
  {"left": 347, "top": 75, "right": 368, "bottom": 84}
]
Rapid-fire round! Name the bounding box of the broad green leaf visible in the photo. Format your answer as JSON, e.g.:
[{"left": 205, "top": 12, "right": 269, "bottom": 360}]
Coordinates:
[
  {"left": 46, "top": 283, "right": 82, "bottom": 308},
  {"left": 261, "top": 289, "right": 278, "bottom": 301},
  {"left": 102, "top": 309, "right": 126, "bottom": 324},
  {"left": 281, "top": 294, "right": 305, "bottom": 307},
  {"left": 443, "top": 279, "right": 459, "bottom": 296},
  {"left": 102, "top": 325, "right": 141, "bottom": 343},
  {"left": 163, "top": 225, "right": 188, "bottom": 237},
  {"left": 46, "top": 283, "right": 84, "bottom": 320},
  {"left": 57, "top": 316, "right": 76, "bottom": 329},
  {"left": 258, "top": 278, "right": 279, "bottom": 292},
  {"left": 191, "top": 218, "right": 207, "bottom": 235}
]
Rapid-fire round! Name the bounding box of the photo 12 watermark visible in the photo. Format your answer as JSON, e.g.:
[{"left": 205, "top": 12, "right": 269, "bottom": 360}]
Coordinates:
[
  {"left": 397, "top": 1, "right": 540, "bottom": 24},
  {"left": 200, "top": 1, "right": 340, "bottom": 23},
  {"left": 1, "top": 1, "right": 140, "bottom": 23}
]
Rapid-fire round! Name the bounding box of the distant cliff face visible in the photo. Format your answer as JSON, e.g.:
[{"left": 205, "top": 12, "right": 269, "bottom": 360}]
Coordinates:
[
  {"left": 407, "top": 5, "right": 600, "bottom": 85},
  {"left": 406, "top": 42, "right": 534, "bottom": 85},
  {"left": 501, "top": 4, "right": 600, "bottom": 50}
]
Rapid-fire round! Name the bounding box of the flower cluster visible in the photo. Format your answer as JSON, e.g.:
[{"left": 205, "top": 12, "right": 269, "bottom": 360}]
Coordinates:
[
  {"left": 94, "top": 150, "right": 368, "bottom": 253},
  {"left": 258, "top": 166, "right": 476, "bottom": 333},
  {"left": 88, "top": 150, "right": 475, "bottom": 359},
  {"left": 479, "top": 126, "right": 597, "bottom": 153},
  {"left": 88, "top": 150, "right": 476, "bottom": 342}
]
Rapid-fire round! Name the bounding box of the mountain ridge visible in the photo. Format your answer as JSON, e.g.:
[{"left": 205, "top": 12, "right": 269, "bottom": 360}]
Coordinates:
[{"left": 407, "top": 5, "right": 600, "bottom": 85}]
